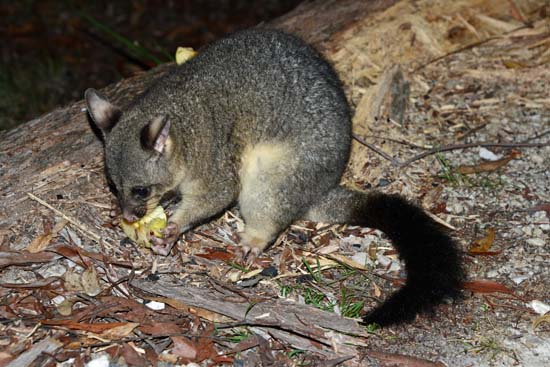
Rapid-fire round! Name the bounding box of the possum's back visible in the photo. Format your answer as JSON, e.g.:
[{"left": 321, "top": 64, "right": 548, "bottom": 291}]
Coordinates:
[{"left": 163, "top": 29, "right": 351, "bottom": 146}]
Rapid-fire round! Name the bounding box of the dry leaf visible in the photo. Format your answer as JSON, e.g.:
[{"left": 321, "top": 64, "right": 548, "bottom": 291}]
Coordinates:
[
  {"left": 171, "top": 336, "right": 197, "bottom": 360},
  {"left": 158, "top": 352, "right": 178, "bottom": 364},
  {"left": 240, "top": 268, "right": 263, "bottom": 279},
  {"left": 372, "top": 280, "right": 382, "bottom": 298},
  {"left": 99, "top": 322, "right": 139, "bottom": 340},
  {"left": 139, "top": 322, "right": 181, "bottom": 336},
  {"left": 195, "top": 247, "right": 234, "bottom": 262},
  {"left": 457, "top": 151, "right": 520, "bottom": 174},
  {"left": 64, "top": 270, "right": 84, "bottom": 292},
  {"left": 81, "top": 267, "right": 101, "bottom": 296},
  {"left": 52, "top": 219, "right": 69, "bottom": 234},
  {"left": 503, "top": 60, "right": 527, "bottom": 69},
  {"left": 42, "top": 320, "right": 132, "bottom": 333},
  {"left": 469, "top": 227, "right": 497, "bottom": 254},
  {"left": 0, "top": 352, "right": 13, "bottom": 365},
  {"left": 27, "top": 233, "right": 54, "bottom": 253},
  {"left": 56, "top": 299, "right": 74, "bottom": 316},
  {"left": 315, "top": 242, "right": 340, "bottom": 255},
  {"left": 533, "top": 315, "right": 550, "bottom": 330},
  {"left": 121, "top": 342, "right": 147, "bottom": 366},
  {"left": 463, "top": 280, "right": 516, "bottom": 296},
  {"left": 325, "top": 253, "right": 369, "bottom": 271},
  {"left": 27, "top": 219, "right": 69, "bottom": 253}
]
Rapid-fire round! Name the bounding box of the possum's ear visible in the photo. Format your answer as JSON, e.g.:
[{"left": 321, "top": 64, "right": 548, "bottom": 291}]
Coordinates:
[
  {"left": 140, "top": 115, "right": 172, "bottom": 155},
  {"left": 84, "top": 88, "right": 122, "bottom": 134}
]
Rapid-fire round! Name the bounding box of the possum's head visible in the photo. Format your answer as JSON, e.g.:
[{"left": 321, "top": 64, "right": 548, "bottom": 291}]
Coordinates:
[{"left": 85, "top": 89, "right": 181, "bottom": 222}]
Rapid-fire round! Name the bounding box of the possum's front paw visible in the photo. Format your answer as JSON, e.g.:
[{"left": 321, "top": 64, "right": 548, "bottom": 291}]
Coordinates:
[
  {"left": 151, "top": 222, "right": 180, "bottom": 256},
  {"left": 236, "top": 245, "right": 262, "bottom": 267},
  {"left": 237, "top": 231, "right": 269, "bottom": 266}
]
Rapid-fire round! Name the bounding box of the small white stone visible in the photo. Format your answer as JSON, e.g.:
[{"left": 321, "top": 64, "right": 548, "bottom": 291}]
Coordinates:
[
  {"left": 530, "top": 211, "right": 547, "bottom": 221},
  {"left": 522, "top": 225, "right": 533, "bottom": 236},
  {"left": 526, "top": 238, "right": 546, "bottom": 247},
  {"left": 530, "top": 154, "right": 544, "bottom": 164},
  {"left": 389, "top": 260, "right": 402, "bottom": 273},
  {"left": 376, "top": 254, "right": 392, "bottom": 267},
  {"left": 450, "top": 203, "right": 464, "bottom": 214},
  {"left": 85, "top": 355, "right": 110, "bottom": 367},
  {"left": 51, "top": 296, "right": 65, "bottom": 305},
  {"left": 511, "top": 227, "right": 524, "bottom": 236},
  {"left": 528, "top": 300, "right": 550, "bottom": 315},
  {"left": 351, "top": 252, "right": 368, "bottom": 267},
  {"left": 145, "top": 301, "right": 165, "bottom": 310},
  {"left": 479, "top": 147, "right": 501, "bottom": 161},
  {"left": 510, "top": 275, "right": 530, "bottom": 285}
]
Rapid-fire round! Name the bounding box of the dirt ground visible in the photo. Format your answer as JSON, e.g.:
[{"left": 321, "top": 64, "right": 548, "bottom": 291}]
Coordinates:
[{"left": 0, "top": 1, "right": 548, "bottom": 367}]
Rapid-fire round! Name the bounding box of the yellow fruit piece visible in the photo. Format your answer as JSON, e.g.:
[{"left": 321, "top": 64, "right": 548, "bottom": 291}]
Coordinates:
[
  {"left": 120, "top": 206, "right": 167, "bottom": 248},
  {"left": 175, "top": 47, "right": 197, "bottom": 65}
]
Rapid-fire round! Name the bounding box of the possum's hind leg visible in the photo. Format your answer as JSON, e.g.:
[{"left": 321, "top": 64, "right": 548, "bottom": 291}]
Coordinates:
[{"left": 238, "top": 143, "right": 325, "bottom": 261}]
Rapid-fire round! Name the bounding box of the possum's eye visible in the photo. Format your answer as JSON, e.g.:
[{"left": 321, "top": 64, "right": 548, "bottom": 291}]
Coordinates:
[{"left": 131, "top": 186, "right": 151, "bottom": 199}]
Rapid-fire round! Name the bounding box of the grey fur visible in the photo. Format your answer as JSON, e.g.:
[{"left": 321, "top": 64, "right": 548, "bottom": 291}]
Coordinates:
[{"left": 86, "top": 28, "right": 351, "bottom": 248}]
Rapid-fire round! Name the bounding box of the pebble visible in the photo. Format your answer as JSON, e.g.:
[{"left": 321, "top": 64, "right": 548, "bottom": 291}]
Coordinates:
[
  {"left": 352, "top": 252, "right": 368, "bottom": 267},
  {"left": 522, "top": 225, "right": 533, "bottom": 236},
  {"left": 511, "top": 274, "right": 530, "bottom": 284},
  {"left": 145, "top": 300, "right": 165, "bottom": 310},
  {"left": 529, "top": 154, "right": 544, "bottom": 164},
  {"left": 528, "top": 300, "right": 550, "bottom": 315},
  {"left": 526, "top": 238, "right": 546, "bottom": 247},
  {"left": 85, "top": 355, "right": 110, "bottom": 367}
]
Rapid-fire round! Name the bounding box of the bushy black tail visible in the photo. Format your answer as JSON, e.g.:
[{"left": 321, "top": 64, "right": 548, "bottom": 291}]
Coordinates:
[{"left": 305, "top": 187, "right": 463, "bottom": 326}]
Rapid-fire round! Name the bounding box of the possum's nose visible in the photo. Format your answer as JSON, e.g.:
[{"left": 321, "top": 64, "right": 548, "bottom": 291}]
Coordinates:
[
  {"left": 122, "top": 210, "right": 139, "bottom": 222},
  {"left": 122, "top": 207, "right": 146, "bottom": 222}
]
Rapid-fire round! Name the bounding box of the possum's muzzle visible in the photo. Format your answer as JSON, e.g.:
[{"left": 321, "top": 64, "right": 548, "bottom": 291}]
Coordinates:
[{"left": 122, "top": 206, "right": 147, "bottom": 222}]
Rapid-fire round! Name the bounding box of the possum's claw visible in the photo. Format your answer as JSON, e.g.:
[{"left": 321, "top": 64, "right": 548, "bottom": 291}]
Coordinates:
[{"left": 237, "top": 245, "right": 262, "bottom": 267}]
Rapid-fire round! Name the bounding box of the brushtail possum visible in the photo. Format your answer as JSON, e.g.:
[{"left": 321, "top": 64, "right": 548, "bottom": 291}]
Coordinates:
[{"left": 85, "top": 28, "right": 463, "bottom": 326}]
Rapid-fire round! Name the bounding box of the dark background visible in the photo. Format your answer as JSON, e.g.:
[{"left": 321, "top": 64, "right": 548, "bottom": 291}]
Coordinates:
[{"left": 0, "top": 0, "right": 302, "bottom": 131}]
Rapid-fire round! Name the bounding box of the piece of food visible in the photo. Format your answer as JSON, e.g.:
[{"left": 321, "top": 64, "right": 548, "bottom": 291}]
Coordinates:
[
  {"left": 175, "top": 47, "right": 197, "bottom": 65},
  {"left": 120, "top": 206, "right": 167, "bottom": 248}
]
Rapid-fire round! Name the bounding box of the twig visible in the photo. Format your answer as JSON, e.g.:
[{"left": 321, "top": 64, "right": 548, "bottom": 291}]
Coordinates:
[
  {"left": 425, "top": 211, "right": 457, "bottom": 231},
  {"left": 352, "top": 134, "right": 400, "bottom": 166},
  {"left": 398, "top": 141, "right": 548, "bottom": 167},
  {"left": 27, "top": 193, "right": 101, "bottom": 242},
  {"left": 362, "top": 134, "right": 430, "bottom": 149},
  {"left": 457, "top": 121, "right": 490, "bottom": 140},
  {"left": 353, "top": 134, "right": 549, "bottom": 168},
  {"left": 522, "top": 129, "right": 550, "bottom": 143}
]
